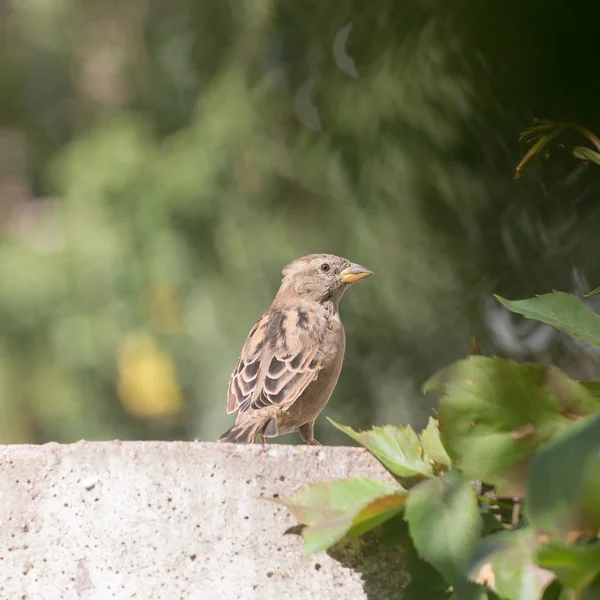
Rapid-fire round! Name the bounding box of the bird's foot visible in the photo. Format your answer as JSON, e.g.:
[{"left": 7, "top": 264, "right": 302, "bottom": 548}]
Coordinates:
[
  {"left": 309, "top": 439, "right": 322, "bottom": 446},
  {"left": 257, "top": 434, "right": 267, "bottom": 452}
]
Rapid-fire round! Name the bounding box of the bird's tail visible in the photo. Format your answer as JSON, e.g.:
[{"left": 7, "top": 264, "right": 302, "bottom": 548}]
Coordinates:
[{"left": 218, "top": 418, "right": 278, "bottom": 444}]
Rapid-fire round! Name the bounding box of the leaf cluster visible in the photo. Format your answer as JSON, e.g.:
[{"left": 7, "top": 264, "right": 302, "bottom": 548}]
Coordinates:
[
  {"left": 515, "top": 120, "right": 600, "bottom": 178},
  {"left": 274, "top": 291, "right": 600, "bottom": 599}
]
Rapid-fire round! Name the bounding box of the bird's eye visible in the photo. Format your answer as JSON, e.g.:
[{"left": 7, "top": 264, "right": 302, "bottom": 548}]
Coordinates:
[{"left": 320, "top": 263, "right": 331, "bottom": 273}]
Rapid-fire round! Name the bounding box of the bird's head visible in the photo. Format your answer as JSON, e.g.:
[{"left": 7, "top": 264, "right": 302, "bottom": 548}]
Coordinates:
[{"left": 278, "top": 253, "right": 372, "bottom": 305}]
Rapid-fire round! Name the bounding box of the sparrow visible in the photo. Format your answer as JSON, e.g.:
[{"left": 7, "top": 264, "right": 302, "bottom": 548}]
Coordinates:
[{"left": 218, "top": 253, "right": 372, "bottom": 445}]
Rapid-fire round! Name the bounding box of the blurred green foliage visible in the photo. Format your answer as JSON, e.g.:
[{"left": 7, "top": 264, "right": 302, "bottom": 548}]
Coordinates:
[{"left": 1, "top": 0, "right": 600, "bottom": 444}]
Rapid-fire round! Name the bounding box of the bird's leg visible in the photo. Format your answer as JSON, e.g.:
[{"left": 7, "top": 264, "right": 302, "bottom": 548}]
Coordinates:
[
  {"left": 299, "top": 422, "right": 321, "bottom": 446},
  {"left": 257, "top": 434, "right": 267, "bottom": 451}
]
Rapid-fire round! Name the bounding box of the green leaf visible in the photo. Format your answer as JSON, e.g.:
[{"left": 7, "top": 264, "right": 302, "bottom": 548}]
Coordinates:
[
  {"left": 403, "top": 578, "right": 450, "bottom": 600},
  {"left": 346, "top": 492, "right": 408, "bottom": 538},
  {"left": 537, "top": 543, "right": 600, "bottom": 592},
  {"left": 405, "top": 471, "right": 482, "bottom": 585},
  {"left": 329, "top": 419, "right": 434, "bottom": 479},
  {"left": 468, "top": 528, "right": 555, "bottom": 599},
  {"left": 380, "top": 512, "right": 407, "bottom": 549},
  {"left": 274, "top": 477, "right": 406, "bottom": 555},
  {"left": 527, "top": 412, "right": 600, "bottom": 539},
  {"left": 541, "top": 580, "right": 564, "bottom": 600},
  {"left": 420, "top": 417, "right": 452, "bottom": 469},
  {"left": 495, "top": 292, "right": 600, "bottom": 348},
  {"left": 424, "top": 356, "right": 600, "bottom": 496},
  {"left": 393, "top": 518, "right": 451, "bottom": 600}
]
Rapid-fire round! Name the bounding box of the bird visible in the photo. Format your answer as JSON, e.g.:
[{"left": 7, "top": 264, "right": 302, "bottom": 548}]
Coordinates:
[{"left": 218, "top": 253, "right": 372, "bottom": 446}]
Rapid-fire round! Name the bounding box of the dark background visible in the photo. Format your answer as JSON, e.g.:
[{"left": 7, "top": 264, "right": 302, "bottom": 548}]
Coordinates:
[{"left": 1, "top": 0, "right": 600, "bottom": 445}]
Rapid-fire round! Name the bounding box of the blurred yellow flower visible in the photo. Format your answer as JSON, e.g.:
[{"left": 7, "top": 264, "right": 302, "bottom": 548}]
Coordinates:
[{"left": 117, "top": 332, "right": 184, "bottom": 418}]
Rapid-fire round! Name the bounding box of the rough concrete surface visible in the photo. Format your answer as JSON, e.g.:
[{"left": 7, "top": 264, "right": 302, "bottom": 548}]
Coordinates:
[{"left": 0, "top": 441, "right": 409, "bottom": 600}]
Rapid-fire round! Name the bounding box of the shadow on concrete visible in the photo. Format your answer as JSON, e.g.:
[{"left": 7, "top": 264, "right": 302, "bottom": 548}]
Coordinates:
[
  {"left": 284, "top": 524, "right": 410, "bottom": 600},
  {"left": 327, "top": 530, "right": 410, "bottom": 600}
]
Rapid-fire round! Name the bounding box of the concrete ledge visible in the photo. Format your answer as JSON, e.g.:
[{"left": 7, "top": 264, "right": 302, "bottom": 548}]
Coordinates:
[{"left": 0, "top": 441, "right": 409, "bottom": 600}]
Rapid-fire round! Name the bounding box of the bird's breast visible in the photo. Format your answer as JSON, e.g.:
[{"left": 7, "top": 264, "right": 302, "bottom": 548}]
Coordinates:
[{"left": 321, "top": 314, "right": 345, "bottom": 359}]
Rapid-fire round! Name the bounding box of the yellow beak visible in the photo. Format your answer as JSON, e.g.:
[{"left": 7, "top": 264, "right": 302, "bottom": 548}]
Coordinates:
[{"left": 339, "top": 263, "right": 373, "bottom": 284}]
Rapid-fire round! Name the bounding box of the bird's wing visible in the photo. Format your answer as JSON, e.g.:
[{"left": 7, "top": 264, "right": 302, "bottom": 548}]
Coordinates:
[{"left": 227, "top": 305, "right": 324, "bottom": 414}]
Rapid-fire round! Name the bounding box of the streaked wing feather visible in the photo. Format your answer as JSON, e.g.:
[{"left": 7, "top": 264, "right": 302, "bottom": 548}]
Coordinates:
[
  {"left": 226, "top": 318, "right": 264, "bottom": 414},
  {"left": 251, "top": 348, "right": 321, "bottom": 411},
  {"left": 227, "top": 306, "right": 324, "bottom": 414}
]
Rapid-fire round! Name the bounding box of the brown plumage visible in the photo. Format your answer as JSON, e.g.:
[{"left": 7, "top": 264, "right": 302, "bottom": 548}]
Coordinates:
[{"left": 219, "top": 253, "right": 372, "bottom": 445}]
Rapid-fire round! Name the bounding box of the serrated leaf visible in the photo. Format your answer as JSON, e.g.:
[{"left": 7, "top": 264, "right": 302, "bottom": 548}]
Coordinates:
[
  {"left": 347, "top": 492, "right": 408, "bottom": 537},
  {"left": 537, "top": 543, "right": 600, "bottom": 592},
  {"left": 384, "top": 515, "right": 451, "bottom": 599},
  {"left": 527, "top": 412, "right": 600, "bottom": 539},
  {"left": 273, "top": 477, "right": 406, "bottom": 555},
  {"left": 275, "top": 476, "right": 399, "bottom": 526},
  {"left": 329, "top": 419, "right": 434, "bottom": 479},
  {"left": 420, "top": 417, "right": 452, "bottom": 469},
  {"left": 403, "top": 545, "right": 451, "bottom": 600},
  {"left": 468, "top": 528, "right": 555, "bottom": 600},
  {"left": 405, "top": 471, "right": 483, "bottom": 585},
  {"left": 495, "top": 292, "right": 600, "bottom": 348},
  {"left": 424, "top": 356, "right": 600, "bottom": 496}
]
